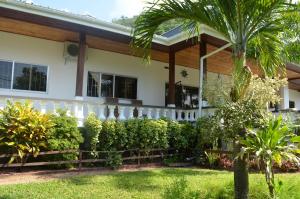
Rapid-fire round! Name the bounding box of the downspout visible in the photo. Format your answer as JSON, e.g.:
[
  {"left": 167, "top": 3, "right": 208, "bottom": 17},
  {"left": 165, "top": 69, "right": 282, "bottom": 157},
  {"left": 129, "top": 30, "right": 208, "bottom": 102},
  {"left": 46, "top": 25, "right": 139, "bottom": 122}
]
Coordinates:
[{"left": 198, "top": 43, "right": 232, "bottom": 117}]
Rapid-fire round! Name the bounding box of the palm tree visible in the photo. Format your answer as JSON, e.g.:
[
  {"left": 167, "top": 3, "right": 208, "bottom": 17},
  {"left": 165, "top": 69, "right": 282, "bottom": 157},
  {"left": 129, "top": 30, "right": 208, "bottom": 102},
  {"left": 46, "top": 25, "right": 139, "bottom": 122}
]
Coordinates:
[{"left": 131, "top": 1, "right": 296, "bottom": 198}]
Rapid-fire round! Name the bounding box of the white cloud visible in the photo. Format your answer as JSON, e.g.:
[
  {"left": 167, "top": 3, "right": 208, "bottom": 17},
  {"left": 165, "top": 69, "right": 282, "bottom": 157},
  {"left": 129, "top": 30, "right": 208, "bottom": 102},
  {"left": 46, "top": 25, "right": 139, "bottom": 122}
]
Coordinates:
[{"left": 109, "top": 0, "right": 148, "bottom": 19}]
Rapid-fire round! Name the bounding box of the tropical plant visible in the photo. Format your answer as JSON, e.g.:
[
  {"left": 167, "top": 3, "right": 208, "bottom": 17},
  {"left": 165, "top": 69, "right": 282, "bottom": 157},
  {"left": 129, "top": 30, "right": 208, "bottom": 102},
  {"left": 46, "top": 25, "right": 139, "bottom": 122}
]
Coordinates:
[
  {"left": 239, "top": 116, "right": 300, "bottom": 198},
  {"left": 47, "top": 109, "right": 83, "bottom": 166},
  {"left": 83, "top": 113, "right": 102, "bottom": 157},
  {"left": 0, "top": 101, "right": 53, "bottom": 163},
  {"left": 132, "top": 1, "right": 297, "bottom": 198}
]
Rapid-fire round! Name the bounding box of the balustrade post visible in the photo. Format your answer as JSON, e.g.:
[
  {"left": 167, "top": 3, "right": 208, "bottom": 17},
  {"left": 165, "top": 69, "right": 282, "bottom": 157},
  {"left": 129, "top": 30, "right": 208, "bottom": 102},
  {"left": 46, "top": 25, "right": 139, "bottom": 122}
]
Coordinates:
[
  {"left": 118, "top": 106, "right": 126, "bottom": 120},
  {"left": 137, "top": 107, "right": 144, "bottom": 118},
  {"left": 184, "top": 110, "right": 189, "bottom": 121},
  {"left": 170, "top": 109, "right": 176, "bottom": 121},
  {"left": 146, "top": 108, "right": 152, "bottom": 119},
  {"left": 128, "top": 106, "right": 135, "bottom": 119},
  {"left": 154, "top": 108, "right": 161, "bottom": 120},
  {"left": 177, "top": 110, "right": 183, "bottom": 121},
  {"left": 98, "top": 105, "right": 106, "bottom": 120},
  {"left": 107, "top": 105, "right": 116, "bottom": 120}
]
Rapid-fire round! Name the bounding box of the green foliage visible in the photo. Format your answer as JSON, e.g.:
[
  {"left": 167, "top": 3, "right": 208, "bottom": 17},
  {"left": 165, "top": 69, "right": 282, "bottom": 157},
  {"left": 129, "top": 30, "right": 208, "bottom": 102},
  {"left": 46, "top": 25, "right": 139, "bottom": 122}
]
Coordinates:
[
  {"left": 204, "top": 152, "right": 219, "bottom": 168},
  {"left": 240, "top": 115, "right": 300, "bottom": 198},
  {"left": 162, "top": 178, "right": 200, "bottom": 199},
  {"left": 100, "top": 120, "right": 127, "bottom": 150},
  {"left": 0, "top": 101, "right": 53, "bottom": 163},
  {"left": 47, "top": 109, "right": 83, "bottom": 163},
  {"left": 196, "top": 116, "right": 221, "bottom": 148},
  {"left": 83, "top": 113, "right": 102, "bottom": 157},
  {"left": 139, "top": 119, "right": 168, "bottom": 150},
  {"left": 167, "top": 121, "right": 188, "bottom": 150},
  {"left": 106, "top": 150, "right": 123, "bottom": 170}
]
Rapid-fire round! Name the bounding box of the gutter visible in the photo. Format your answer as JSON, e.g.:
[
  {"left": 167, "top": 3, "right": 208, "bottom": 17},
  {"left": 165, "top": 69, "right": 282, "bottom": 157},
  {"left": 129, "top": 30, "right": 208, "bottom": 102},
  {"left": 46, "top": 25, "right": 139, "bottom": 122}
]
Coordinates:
[{"left": 198, "top": 43, "right": 232, "bottom": 117}]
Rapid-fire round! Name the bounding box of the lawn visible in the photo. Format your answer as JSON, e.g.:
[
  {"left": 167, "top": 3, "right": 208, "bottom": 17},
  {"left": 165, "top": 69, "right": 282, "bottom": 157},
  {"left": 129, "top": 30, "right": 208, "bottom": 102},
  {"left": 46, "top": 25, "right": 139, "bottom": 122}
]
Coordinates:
[{"left": 0, "top": 168, "right": 299, "bottom": 199}]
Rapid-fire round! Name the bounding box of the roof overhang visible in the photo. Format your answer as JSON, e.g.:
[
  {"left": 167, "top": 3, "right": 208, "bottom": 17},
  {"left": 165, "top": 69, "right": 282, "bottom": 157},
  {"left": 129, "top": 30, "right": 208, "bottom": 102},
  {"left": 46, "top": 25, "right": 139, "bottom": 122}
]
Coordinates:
[{"left": 0, "top": 0, "right": 228, "bottom": 47}]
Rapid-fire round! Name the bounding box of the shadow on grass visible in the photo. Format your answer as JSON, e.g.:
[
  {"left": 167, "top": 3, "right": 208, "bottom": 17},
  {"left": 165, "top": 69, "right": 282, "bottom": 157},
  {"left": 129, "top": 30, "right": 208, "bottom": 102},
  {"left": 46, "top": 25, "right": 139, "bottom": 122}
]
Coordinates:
[
  {"left": 0, "top": 195, "right": 16, "bottom": 199},
  {"left": 111, "top": 170, "right": 161, "bottom": 192}
]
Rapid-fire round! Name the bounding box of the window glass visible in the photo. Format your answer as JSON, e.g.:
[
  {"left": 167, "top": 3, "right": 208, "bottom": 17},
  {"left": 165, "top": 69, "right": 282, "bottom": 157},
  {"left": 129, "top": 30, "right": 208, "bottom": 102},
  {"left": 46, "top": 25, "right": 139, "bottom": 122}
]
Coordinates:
[
  {"left": 87, "top": 72, "right": 100, "bottom": 97},
  {"left": 31, "top": 65, "right": 47, "bottom": 92},
  {"left": 101, "top": 74, "right": 114, "bottom": 97},
  {"left": 115, "top": 76, "right": 137, "bottom": 99},
  {"left": 0, "top": 61, "right": 13, "bottom": 89},
  {"left": 13, "top": 62, "right": 47, "bottom": 92}
]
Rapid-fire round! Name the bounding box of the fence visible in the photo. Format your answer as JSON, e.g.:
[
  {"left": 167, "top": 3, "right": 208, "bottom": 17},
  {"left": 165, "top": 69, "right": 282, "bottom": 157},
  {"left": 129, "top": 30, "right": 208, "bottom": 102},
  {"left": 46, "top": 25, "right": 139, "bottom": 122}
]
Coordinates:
[{"left": 0, "top": 148, "right": 178, "bottom": 170}]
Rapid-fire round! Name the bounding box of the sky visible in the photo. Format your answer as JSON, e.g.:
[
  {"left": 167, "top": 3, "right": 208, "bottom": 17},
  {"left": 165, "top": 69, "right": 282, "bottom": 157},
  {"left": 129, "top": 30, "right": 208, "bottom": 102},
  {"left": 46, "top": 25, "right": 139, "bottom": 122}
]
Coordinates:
[{"left": 24, "top": 0, "right": 148, "bottom": 22}]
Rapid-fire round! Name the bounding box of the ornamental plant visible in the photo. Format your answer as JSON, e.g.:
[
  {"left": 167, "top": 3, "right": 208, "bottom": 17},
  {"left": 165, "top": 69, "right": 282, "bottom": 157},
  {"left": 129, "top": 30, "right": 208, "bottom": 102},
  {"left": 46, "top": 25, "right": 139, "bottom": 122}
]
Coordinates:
[
  {"left": 239, "top": 116, "right": 300, "bottom": 198},
  {"left": 83, "top": 113, "right": 102, "bottom": 157},
  {"left": 0, "top": 101, "right": 53, "bottom": 163},
  {"left": 47, "top": 109, "right": 83, "bottom": 165}
]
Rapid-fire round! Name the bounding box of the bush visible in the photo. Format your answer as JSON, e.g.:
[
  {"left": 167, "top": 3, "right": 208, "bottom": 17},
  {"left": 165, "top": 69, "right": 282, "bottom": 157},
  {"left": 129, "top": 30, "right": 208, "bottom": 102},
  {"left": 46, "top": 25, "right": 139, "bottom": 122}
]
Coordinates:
[
  {"left": 100, "top": 120, "right": 127, "bottom": 150},
  {"left": 106, "top": 150, "right": 123, "bottom": 169},
  {"left": 47, "top": 109, "right": 83, "bottom": 165},
  {"left": 83, "top": 113, "right": 102, "bottom": 157},
  {"left": 167, "top": 121, "right": 188, "bottom": 150},
  {"left": 139, "top": 119, "right": 168, "bottom": 150},
  {"left": 0, "top": 101, "right": 53, "bottom": 163},
  {"left": 162, "top": 178, "right": 200, "bottom": 199}
]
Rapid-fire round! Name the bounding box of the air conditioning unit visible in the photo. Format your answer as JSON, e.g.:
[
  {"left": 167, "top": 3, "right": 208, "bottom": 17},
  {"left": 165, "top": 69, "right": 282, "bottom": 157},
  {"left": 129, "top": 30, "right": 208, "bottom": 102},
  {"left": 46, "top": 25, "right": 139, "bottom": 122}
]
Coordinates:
[{"left": 63, "top": 42, "right": 88, "bottom": 62}]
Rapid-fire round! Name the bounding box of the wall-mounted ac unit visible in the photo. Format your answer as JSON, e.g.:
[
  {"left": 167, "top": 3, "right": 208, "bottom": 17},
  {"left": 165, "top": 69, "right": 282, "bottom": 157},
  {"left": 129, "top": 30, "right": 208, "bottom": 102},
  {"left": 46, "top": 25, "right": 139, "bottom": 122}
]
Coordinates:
[{"left": 63, "top": 42, "right": 88, "bottom": 63}]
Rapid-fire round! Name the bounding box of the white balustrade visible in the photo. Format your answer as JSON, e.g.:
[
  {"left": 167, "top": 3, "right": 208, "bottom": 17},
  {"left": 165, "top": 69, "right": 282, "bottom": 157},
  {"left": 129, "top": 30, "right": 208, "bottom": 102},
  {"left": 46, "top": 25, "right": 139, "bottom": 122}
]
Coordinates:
[
  {"left": 128, "top": 106, "right": 135, "bottom": 119},
  {"left": 177, "top": 110, "right": 183, "bottom": 121},
  {"left": 137, "top": 107, "right": 144, "bottom": 118},
  {"left": 146, "top": 108, "right": 152, "bottom": 119},
  {"left": 154, "top": 108, "right": 161, "bottom": 120},
  {"left": 97, "top": 105, "right": 106, "bottom": 120},
  {"left": 118, "top": 106, "right": 126, "bottom": 120},
  {"left": 107, "top": 105, "right": 116, "bottom": 120}
]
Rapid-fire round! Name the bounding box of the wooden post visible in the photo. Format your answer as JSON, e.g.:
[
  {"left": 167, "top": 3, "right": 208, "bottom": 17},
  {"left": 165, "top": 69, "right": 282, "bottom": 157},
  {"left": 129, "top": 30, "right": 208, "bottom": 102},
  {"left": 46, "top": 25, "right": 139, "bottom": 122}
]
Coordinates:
[
  {"left": 200, "top": 35, "right": 207, "bottom": 81},
  {"left": 138, "top": 150, "right": 141, "bottom": 167},
  {"left": 75, "top": 32, "right": 86, "bottom": 96},
  {"left": 168, "top": 50, "right": 176, "bottom": 106},
  {"left": 79, "top": 150, "right": 82, "bottom": 171}
]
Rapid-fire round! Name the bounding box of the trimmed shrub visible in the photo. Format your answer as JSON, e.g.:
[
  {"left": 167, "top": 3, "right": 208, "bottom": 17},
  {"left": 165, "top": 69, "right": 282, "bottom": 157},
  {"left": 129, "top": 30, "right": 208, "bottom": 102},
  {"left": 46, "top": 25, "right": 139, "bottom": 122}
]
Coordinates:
[
  {"left": 0, "top": 101, "right": 53, "bottom": 163},
  {"left": 124, "top": 119, "right": 141, "bottom": 149},
  {"left": 106, "top": 149, "right": 123, "bottom": 169},
  {"left": 99, "top": 120, "right": 127, "bottom": 150},
  {"left": 47, "top": 109, "right": 83, "bottom": 165},
  {"left": 83, "top": 113, "right": 102, "bottom": 157},
  {"left": 167, "top": 121, "right": 188, "bottom": 150},
  {"left": 139, "top": 119, "right": 168, "bottom": 150}
]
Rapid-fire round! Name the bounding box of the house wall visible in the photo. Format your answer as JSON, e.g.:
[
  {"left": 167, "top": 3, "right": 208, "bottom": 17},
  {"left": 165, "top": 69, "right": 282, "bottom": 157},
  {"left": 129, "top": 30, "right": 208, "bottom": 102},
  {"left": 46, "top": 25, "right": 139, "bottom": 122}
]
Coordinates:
[
  {"left": 0, "top": 31, "right": 217, "bottom": 107},
  {"left": 289, "top": 89, "right": 300, "bottom": 109}
]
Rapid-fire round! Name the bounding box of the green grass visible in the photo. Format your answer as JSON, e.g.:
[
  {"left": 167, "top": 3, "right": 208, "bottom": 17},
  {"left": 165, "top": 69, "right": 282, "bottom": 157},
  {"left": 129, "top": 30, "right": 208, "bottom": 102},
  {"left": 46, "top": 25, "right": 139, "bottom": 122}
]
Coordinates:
[{"left": 0, "top": 168, "right": 299, "bottom": 199}]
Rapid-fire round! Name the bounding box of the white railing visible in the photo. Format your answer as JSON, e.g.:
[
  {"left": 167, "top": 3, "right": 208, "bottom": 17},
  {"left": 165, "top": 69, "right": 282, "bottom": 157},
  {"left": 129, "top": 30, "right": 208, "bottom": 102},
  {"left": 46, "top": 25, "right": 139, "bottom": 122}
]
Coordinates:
[{"left": 0, "top": 96, "right": 217, "bottom": 126}]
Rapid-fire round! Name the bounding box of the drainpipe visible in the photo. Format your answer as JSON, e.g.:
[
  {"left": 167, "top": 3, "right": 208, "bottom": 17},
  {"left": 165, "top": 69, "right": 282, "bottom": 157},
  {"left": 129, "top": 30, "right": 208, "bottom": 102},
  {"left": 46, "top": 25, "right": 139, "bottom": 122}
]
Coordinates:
[{"left": 198, "top": 43, "right": 232, "bottom": 117}]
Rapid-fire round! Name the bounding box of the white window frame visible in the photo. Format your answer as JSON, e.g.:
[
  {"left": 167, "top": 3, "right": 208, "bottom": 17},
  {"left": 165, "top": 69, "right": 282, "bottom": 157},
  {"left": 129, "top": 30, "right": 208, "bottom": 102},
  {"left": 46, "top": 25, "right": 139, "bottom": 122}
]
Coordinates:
[
  {"left": 87, "top": 71, "right": 138, "bottom": 100},
  {"left": 0, "top": 59, "right": 49, "bottom": 94}
]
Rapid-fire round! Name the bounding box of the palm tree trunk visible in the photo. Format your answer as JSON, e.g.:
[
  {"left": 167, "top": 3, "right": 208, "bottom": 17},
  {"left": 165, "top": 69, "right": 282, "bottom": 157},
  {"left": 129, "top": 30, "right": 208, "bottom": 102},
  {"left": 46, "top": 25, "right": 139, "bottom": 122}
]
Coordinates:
[
  {"left": 234, "top": 140, "right": 249, "bottom": 199},
  {"left": 232, "top": 50, "right": 251, "bottom": 199}
]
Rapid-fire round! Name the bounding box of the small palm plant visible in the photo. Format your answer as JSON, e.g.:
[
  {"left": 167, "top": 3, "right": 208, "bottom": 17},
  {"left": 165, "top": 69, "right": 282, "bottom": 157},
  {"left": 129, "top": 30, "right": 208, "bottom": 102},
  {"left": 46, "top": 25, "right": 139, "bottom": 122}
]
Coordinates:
[{"left": 239, "top": 116, "right": 300, "bottom": 198}]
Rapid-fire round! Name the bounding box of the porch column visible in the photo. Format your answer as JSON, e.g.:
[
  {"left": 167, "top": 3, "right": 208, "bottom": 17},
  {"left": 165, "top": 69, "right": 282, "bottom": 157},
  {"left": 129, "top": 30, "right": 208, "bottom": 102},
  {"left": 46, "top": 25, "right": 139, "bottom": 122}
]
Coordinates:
[
  {"left": 280, "top": 86, "right": 289, "bottom": 110},
  {"left": 75, "top": 32, "right": 86, "bottom": 96},
  {"left": 200, "top": 36, "right": 207, "bottom": 81},
  {"left": 168, "top": 50, "right": 176, "bottom": 107}
]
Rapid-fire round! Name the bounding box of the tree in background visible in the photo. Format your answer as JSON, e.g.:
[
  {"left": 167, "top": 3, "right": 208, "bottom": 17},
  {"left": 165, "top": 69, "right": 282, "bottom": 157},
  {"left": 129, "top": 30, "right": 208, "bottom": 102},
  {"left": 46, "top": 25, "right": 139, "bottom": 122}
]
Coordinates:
[{"left": 131, "top": 1, "right": 298, "bottom": 198}]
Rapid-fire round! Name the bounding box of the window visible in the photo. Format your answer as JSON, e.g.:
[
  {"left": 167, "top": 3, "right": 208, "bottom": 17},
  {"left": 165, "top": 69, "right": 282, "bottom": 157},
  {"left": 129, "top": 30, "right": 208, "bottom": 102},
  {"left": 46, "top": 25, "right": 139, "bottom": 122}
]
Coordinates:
[
  {"left": 13, "top": 63, "right": 47, "bottom": 92},
  {"left": 0, "top": 60, "right": 48, "bottom": 92},
  {"left": 115, "top": 76, "right": 137, "bottom": 99},
  {"left": 289, "top": 101, "right": 295, "bottom": 109},
  {"left": 87, "top": 72, "right": 137, "bottom": 99},
  {"left": 101, "top": 74, "right": 114, "bottom": 98},
  {"left": 87, "top": 72, "right": 100, "bottom": 97},
  {"left": 0, "top": 61, "right": 13, "bottom": 89}
]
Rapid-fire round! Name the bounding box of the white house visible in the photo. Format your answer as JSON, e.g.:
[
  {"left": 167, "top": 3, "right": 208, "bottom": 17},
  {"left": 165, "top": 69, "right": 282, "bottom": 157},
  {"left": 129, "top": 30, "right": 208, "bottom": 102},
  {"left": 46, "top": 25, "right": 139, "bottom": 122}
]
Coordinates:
[{"left": 0, "top": 0, "right": 299, "bottom": 125}]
